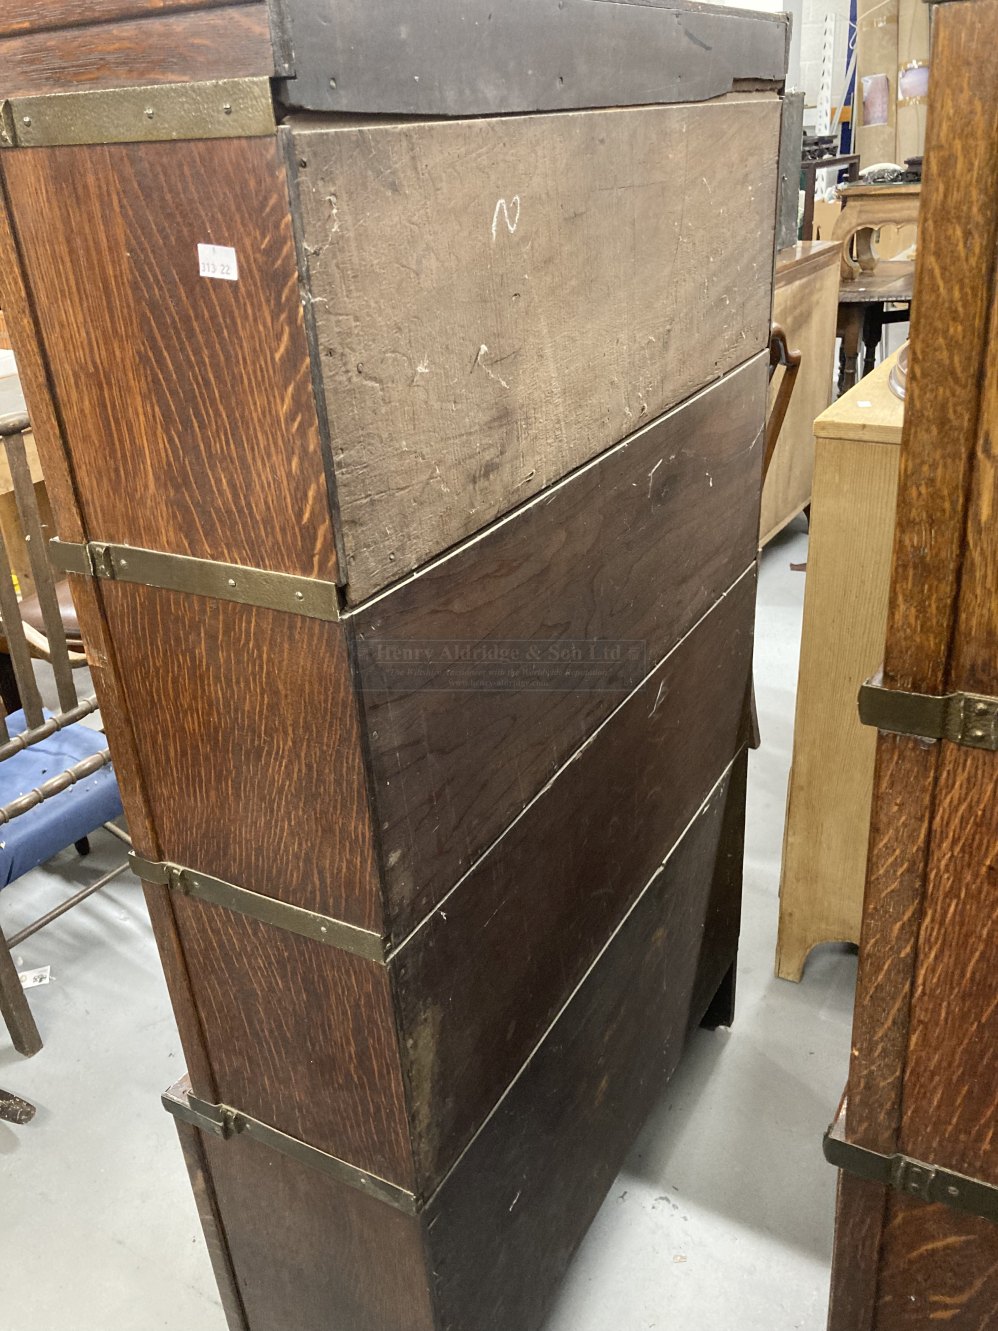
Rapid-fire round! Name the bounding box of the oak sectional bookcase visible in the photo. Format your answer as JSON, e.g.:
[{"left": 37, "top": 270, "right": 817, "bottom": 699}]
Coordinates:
[{"left": 0, "top": 4, "right": 788, "bottom": 1328}]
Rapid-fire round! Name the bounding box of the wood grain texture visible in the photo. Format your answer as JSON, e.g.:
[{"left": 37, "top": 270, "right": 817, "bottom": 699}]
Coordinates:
[
  {"left": 354, "top": 358, "right": 766, "bottom": 937},
  {"left": 0, "top": 4, "right": 273, "bottom": 97},
  {"left": 875, "top": 1197, "right": 998, "bottom": 1330},
  {"left": 828, "top": 1173, "right": 887, "bottom": 1331},
  {"left": 426, "top": 759, "right": 746, "bottom": 1331},
  {"left": 172, "top": 896, "right": 415, "bottom": 1187},
  {"left": 0, "top": 0, "right": 255, "bottom": 36},
  {"left": 881, "top": 11, "right": 998, "bottom": 696},
  {"left": 394, "top": 573, "right": 755, "bottom": 1188},
  {"left": 759, "top": 241, "right": 840, "bottom": 545},
  {"left": 197, "top": 1127, "right": 436, "bottom": 1331},
  {"left": 3, "top": 136, "right": 336, "bottom": 580},
  {"left": 103, "top": 584, "right": 383, "bottom": 931},
  {"left": 289, "top": 96, "right": 780, "bottom": 599},
  {"left": 0, "top": 163, "right": 82, "bottom": 543},
  {"left": 776, "top": 364, "right": 901, "bottom": 980}
]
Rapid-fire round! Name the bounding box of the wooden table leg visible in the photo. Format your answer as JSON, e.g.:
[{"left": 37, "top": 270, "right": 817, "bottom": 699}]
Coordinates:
[{"left": 838, "top": 304, "right": 865, "bottom": 395}]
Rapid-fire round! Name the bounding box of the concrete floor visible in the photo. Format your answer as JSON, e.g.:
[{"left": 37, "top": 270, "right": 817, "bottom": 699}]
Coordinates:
[{"left": 0, "top": 516, "right": 857, "bottom": 1331}]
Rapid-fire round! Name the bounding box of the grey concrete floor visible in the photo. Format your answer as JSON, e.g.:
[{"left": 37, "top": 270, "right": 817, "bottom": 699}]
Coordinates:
[{"left": 0, "top": 516, "right": 857, "bottom": 1331}]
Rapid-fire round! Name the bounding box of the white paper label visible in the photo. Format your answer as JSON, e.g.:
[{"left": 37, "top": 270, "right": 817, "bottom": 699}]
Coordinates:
[
  {"left": 19, "top": 965, "right": 50, "bottom": 989},
  {"left": 198, "top": 243, "right": 239, "bottom": 282}
]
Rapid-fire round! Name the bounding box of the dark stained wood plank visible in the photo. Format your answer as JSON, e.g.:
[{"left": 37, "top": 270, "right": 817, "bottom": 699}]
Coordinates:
[
  {"left": 426, "top": 757, "right": 746, "bottom": 1331},
  {"left": 3, "top": 135, "right": 337, "bottom": 580},
  {"left": 174, "top": 1111, "right": 250, "bottom": 1331},
  {"left": 290, "top": 97, "right": 779, "bottom": 599},
  {"left": 354, "top": 357, "right": 766, "bottom": 938},
  {"left": 173, "top": 897, "right": 416, "bottom": 1187},
  {"left": 395, "top": 573, "right": 755, "bottom": 1187},
  {"left": 0, "top": 4, "right": 273, "bottom": 97},
  {"left": 827, "top": 1174, "right": 886, "bottom": 1331},
  {"left": 105, "top": 585, "right": 384, "bottom": 932},
  {"left": 194, "top": 1123, "right": 437, "bottom": 1331},
  {"left": 0, "top": 0, "right": 254, "bottom": 37}
]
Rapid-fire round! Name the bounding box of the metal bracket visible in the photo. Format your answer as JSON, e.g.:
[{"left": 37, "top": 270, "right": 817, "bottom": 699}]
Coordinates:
[
  {"left": 130, "top": 853, "right": 386, "bottom": 964},
  {"left": 0, "top": 78, "right": 275, "bottom": 149},
  {"left": 50, "top": 539, "right": 340, "bottom": 623},
  {"left": 859, "top": 672, "right": 998, "bottom": 751},
  {"left": 163, "top": 1079, "right": 418, "bottom": 1214},
  {"left": 824, "top": 1114, "right": 998, "bottom": 1226}
]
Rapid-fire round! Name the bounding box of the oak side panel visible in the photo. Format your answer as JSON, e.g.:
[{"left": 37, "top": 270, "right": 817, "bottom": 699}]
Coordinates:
[
  {"left": 427, "top": 760, "right": 746, "bottom": 1331},
  {"left": 874, "top": 1196, "right": 998, "bottom": 1330},
  {"left": 102, "top": 584, "right": 384, "bottom": 932},
  {"left": 290, "top": 95, "right": 780, "bottom": 599},
  {"left": 354, "top": 358, "right": 766, "bottom": 936},
  {"left": 197, "top": 1128, "right": 437, "bottom": 1331},
  {"left": 0, "top": 4, "right": 273, "bottom": 97},
  {"left": 395, "top": 572, "right": 755, "bottom": 1188},
  {"left": 3, "top": 135, "right": 336, "bottom": 580},
  {"left": 171, "top": 896, "right": 416, "bottom": 1187},
  {"left": 0, "top": 0, "right": 255, "bottom": 36},
  {"left": 776, "top": 432, "right": 899, "bottom": 980},
  {"left": 881, "top": 11, "right": 998, "bottom": 696}
]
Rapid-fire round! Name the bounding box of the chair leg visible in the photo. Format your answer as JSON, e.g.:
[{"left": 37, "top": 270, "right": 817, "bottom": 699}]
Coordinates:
[
  {"left": 0, "top": 924, "right": 42, "bottom": 1057},
  {"left": 74, "top": 837, "right": 91, "bottom": 857}
]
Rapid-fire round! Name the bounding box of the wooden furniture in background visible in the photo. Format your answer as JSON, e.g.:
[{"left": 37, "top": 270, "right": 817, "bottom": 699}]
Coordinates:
[
  {"left": 760, "top": 241, "right": 841, "bottom": 546},
  {"left": 827, "top": 6, "right": 998, "bottom": 1324},
  {"left": 800, "top": 154, "right": 859, "bottom": 244},
  {"left": 776, "top": 349, "right": 903, "bottom": 982},
  {"left": 833, "top": 183, "right": 921, "bottom": 282},
  {"left": 0, "top": 5, "right": 789, "bottom": 1329},
  {"left": 837, "top": 259, "right": 915, "bottom": 394}
]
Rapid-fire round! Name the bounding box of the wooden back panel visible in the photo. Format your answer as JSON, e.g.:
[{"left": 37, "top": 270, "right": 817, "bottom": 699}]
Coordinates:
[
  {"left": 355, "top": 358, "right": 766, "bottom": 939},
  {"left": 289, "top": 96, "right": 780, "bottom": 600}
]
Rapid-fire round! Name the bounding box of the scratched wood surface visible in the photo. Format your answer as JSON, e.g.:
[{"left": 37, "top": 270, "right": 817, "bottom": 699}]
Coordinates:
[
  {"left": 394, "top": 573, "right": 754, "bottom": 1188},
  {"left": 3, "top": 136, "right": 336, "bottom": 580},
  {"left": 353, "top": 358, "right": 766, "bottom": 940},
  {"left": 0, "top": 0, "right": 254, "bottom": 35},
  {"left": 289, "top": 95, "right": 780, "bottom": 600},
  {"left": 0, "top": 4, "right": 273, "bottom": 97},
  {"left": 107, "top": 585, "right": 383, "bottom": 930},
  {"left": 829, "top": 6, "right": 998, "bottom": 1325},
  {"left": 426, "top": 760, "right": 745, "bottom": 1331}
]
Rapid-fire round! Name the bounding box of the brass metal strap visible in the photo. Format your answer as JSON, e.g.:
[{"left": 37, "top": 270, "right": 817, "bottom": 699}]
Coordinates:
[
  {"left": 130, "top": 853, "right": 386, "bottom": 964},
  {"left": 824, "top": 1117, "right": 998, "bottom": 1226},
  {"left": 859, "top": 672, "right": 998, "bottom": 752},
  {"left": 50, "top": 539, "right": 341, "bottom": 623},
  {"left": 0, "top": 78, "right": 275, "bottom": 149},
  {"left": 163, "top": 1082, "right": 418, "bottom": 1215}
]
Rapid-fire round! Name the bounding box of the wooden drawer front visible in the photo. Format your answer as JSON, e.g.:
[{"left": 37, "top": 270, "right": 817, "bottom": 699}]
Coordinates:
[
  {"left": 0, "top": 4, "right": 273, "bottom": 98},
  {"left": 289, "top": 94, "right": 780, "bottom": 600},
  {"left": 104, "top": 585, "right": 383, "bottom": 932},
  {"left": 395, "top": 570, "right": 755, "bottom": 1187},
  {"left": 354, "top": 355, "right": 767, "bottom": 941},
  {"left": 2, "top": 135, "right": 335, "bottom": 579}
]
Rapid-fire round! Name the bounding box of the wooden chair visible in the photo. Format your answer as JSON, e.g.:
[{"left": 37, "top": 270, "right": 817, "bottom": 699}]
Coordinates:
[{"left": 0, "top": 405, "right": 128, "bottom": 1060}]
